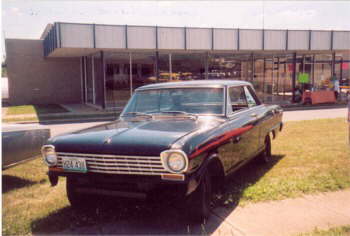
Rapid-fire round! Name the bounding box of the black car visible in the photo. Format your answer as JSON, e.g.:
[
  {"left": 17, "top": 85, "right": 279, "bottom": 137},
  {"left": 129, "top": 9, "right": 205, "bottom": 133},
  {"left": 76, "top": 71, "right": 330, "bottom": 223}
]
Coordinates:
[{"left": 42, "top": 80, "right": 283, "bottom": 222}]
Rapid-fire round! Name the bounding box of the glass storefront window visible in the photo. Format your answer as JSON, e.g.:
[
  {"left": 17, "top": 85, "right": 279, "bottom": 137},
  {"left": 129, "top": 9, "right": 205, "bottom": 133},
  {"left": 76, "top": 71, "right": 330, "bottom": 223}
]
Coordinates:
[
  {"left": 81, "top": 50, "right": 350, "bottom": 109},
  {"left": 314, "top": 54, "right": 332, "bottom": 90},
  {"left": 208, "top": 53, "right": 242, "bottom": 80},
  {"left": 104, "top": 52, "right": 133, "bottom": 109},
  {"left": 171, "top": 53, "right": 206, "bottom": 81}
]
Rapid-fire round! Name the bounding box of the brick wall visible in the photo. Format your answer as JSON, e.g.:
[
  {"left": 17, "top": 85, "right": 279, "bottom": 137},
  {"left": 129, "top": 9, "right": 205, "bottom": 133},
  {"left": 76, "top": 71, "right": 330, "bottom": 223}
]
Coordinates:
[{"left": 5, "top": 39, "right": 82, "bottom": 105}]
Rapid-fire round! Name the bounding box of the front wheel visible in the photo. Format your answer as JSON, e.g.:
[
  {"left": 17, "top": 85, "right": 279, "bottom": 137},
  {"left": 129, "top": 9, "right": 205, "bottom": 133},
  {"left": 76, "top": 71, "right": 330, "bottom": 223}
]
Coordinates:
[
  {"left": 186, "top": 170, "right": 213, "bottom": 223},
  {"left": 66, "top": 177, "right": 95, "bottom": 209}
]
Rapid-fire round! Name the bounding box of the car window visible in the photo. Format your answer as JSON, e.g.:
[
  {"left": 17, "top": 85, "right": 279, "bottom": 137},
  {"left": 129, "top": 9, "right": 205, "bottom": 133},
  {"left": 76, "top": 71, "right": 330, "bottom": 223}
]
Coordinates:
[
  {"left": 228, "top": 86, "right": 248, "bottom": 112},
  {"left": 123, "top": 87, "right": 225, "bottom": 115},
  {"left": 244, "top": 86, "right": 257, "bottom": 107}
]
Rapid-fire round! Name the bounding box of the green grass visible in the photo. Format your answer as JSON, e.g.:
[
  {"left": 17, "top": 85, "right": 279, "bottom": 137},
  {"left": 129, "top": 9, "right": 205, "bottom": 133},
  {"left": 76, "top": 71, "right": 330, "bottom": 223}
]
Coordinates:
[
  {"left": 2, "top": 118, "right": 350, "bottom": 235},
  {"left": 3, "top": 109, "right": 118, "bottom": 123},
  {"left": 5, "top": 104, "right": 68, "bottom": 116},
  {"left": 298, "top": 225, "right": 350, "bottom": 236},
  {"left": 222, "top": 118, "right": 350, "bottom": 206},
  {"left": 5, "top": 105, "right": 36, "bottom": 115},
  {"left": 2, "top": 158, "right": 69, "bottom": 235},
  {"left": 2, "top": 116, "right": 39, "bottom": 123}
]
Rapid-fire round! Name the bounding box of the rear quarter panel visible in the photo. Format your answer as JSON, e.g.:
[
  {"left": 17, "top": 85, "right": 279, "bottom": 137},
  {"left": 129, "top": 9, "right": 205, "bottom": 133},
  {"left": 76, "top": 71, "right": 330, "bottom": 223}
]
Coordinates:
[{"left": 260, "top": 105, "right": 283, "bottom": 142}]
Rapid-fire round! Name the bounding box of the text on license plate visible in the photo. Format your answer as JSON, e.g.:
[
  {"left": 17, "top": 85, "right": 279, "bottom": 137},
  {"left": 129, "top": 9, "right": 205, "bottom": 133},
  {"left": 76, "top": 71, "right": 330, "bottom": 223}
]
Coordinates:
[{"left": 61, "top": 157, "right": 87, "bottom": 173}]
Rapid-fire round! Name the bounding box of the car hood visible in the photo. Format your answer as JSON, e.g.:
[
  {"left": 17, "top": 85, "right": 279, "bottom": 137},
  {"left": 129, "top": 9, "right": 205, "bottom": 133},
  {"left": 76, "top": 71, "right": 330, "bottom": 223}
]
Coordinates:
[{"left": 49, "top": 117, "right": 224, "bottom": 156}]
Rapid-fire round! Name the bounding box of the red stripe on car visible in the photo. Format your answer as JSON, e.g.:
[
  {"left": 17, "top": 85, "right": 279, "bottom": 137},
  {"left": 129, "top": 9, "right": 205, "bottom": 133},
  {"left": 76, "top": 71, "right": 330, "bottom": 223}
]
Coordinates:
[{"left": 189, "top": 125, "right": 253, "bottom": 159}]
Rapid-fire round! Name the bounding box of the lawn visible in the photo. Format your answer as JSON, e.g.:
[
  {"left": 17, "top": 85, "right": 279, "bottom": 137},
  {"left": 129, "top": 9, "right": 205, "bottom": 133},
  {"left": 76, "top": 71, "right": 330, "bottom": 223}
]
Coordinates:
[
  {"left": 5, "top": 104, "right": 68, "bottom": 116},
  {"left": 223, "top": 118, "right": 350, "bottom": 206},
  {"left": 2, "top": 118, "right": 350, "bottom": 235},
  {"left": 298, "top": 225, "right": 350, "bottom": 236}
]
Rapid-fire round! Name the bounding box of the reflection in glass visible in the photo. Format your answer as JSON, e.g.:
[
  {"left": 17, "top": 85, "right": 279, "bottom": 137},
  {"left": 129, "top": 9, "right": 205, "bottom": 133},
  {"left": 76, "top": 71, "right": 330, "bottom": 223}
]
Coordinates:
[
  {"left": 123, "top": 87, "right": 224, "bottom": 115},
  {"left": 208, "top": 54, "right": 242, "bottom": 80}
]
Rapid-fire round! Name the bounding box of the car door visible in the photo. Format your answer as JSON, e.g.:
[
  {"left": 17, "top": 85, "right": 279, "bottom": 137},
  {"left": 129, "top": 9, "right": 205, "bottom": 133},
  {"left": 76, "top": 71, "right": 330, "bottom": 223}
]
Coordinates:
[
  {"left": 242, "top": 85, "right": 264, "bottom": 157},
  {"left": 226, "top": 86, "right": 257, "bottom": 168}
]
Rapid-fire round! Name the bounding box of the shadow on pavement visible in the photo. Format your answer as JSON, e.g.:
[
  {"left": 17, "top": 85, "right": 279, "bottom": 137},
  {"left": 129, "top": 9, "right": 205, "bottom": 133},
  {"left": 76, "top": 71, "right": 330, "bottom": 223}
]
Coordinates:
[
  {"left": 2, "top": 175, "right": 37, "bottom": 194},
  {"left": 31, "top": 155, "right": 284, "bottom": 235}
]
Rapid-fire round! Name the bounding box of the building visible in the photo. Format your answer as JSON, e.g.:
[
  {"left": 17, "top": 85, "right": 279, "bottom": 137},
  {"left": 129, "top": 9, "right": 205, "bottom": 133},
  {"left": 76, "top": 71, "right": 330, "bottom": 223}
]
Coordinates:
[{"left": 5, "top": 22, "right": 350, "bottom": 109}]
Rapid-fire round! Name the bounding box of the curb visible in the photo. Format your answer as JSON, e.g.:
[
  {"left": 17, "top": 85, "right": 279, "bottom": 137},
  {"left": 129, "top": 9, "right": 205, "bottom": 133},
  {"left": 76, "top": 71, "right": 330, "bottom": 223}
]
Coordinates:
[{"left": 282, "top": 104, "right": 347, "bottom": 111}]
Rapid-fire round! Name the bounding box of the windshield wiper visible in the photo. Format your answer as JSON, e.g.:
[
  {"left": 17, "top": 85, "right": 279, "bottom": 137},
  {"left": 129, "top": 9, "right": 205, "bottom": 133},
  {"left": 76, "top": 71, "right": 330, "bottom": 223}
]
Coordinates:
[{"left": 122, "top": 112, "right": 153, "bottom": 118}]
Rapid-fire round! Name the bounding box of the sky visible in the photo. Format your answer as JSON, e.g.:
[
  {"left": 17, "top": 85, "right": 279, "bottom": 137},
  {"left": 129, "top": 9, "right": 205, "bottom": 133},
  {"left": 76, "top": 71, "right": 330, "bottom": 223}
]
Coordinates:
[{"left": 1, "top": 0, "right": 350, "bottom": 55}]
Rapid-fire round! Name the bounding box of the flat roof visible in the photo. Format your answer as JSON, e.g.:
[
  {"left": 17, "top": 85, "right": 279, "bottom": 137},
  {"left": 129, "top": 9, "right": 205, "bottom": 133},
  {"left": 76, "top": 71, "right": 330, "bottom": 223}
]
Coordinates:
[
  {"left": 136, "top": 80, "right": 251, "bottom": 90},
  {"left": 43, "top": 22, "right": 350, "bottom": 58}
]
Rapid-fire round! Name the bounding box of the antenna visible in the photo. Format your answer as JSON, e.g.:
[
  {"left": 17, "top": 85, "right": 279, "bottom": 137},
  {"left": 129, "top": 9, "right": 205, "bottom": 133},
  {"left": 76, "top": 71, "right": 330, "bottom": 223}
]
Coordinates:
[{"left": 262, "top": 0, "right": 265, "bottom": 29}]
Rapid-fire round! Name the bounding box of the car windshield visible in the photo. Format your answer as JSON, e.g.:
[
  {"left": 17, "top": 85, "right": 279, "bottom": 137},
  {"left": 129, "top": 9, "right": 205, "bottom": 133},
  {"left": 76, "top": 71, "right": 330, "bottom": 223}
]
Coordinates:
[{"left": 122, "top": 87, "right": 225, "bottom": 116}]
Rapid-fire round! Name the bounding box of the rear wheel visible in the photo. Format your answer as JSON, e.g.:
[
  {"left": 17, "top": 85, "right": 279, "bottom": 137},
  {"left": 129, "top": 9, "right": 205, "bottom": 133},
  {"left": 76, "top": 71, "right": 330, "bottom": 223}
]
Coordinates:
[
  {"left": 187, "top": 170, "right": 213, "bottom": 223},
  {"left": 259, "top": 135, "right": 272, "bottom": 163}
]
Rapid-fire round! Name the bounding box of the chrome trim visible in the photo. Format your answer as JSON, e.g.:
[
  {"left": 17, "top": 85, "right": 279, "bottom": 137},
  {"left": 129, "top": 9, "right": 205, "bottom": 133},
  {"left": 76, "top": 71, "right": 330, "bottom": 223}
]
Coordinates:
[
  {"left": 136, "top": 84, "right": 225, "bottom": 91},
  {"left": 76, "top": 187, "right": 147, "bottom": 199},
  {"left": 57, "top": 152, "right": 160, "bottom": 159},
  {"left": 160, "top": 150, "right": 189, "bottom": 174},
  {"left": 56, "top": 152, "right": 170, "bottom": 176},
  {"left": 161, "top": 174, "right": 185, "bottom": 181},
  {"left": 41, "top": 145, "right": 57, "bottom": 166}
]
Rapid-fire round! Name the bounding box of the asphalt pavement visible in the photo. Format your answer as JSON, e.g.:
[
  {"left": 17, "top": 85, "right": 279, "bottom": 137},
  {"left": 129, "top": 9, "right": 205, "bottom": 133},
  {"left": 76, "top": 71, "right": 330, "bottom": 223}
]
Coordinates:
[
  {"left": 24, "top": 107, "right": 347, "bottom": 137},
  {"left": 3, "top": 107, "right": 347, "bottom": 138}
]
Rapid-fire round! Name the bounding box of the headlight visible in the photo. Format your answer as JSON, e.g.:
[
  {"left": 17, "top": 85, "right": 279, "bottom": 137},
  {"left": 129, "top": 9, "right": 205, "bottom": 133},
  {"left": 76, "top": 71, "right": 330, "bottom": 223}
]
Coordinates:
[
  {"left": 161, "top": 150, "right": 188, "bottom": 173},
  {"left": 41, "top": 145, "right": 57, "bottom": 166}
]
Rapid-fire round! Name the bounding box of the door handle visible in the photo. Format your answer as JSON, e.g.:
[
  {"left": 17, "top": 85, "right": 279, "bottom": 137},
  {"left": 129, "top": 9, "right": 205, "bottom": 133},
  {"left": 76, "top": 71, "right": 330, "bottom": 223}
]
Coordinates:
[{"left": 250, "top": 113, "right": 258, "bottom": 118}]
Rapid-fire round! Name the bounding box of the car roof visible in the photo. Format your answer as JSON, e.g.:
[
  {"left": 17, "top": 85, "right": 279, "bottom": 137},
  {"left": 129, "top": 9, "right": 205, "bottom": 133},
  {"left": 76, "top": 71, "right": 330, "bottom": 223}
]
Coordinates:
[{"left": 136, "top": 80, "right": 252, "bottom": 91}]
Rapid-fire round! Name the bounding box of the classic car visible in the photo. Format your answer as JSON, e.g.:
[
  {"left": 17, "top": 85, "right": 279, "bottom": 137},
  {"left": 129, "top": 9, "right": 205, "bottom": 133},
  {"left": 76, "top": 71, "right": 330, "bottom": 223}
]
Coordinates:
[{"left": 41, "top": 80, "right": 283, "bottom": 222}]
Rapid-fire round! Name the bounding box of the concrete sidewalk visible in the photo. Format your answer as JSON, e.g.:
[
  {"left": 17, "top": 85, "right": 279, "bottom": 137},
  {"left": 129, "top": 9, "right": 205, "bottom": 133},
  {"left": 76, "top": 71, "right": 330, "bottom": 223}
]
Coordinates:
[
  {"left": 212, "top": 189, "right": 350, "bottom": 236},
  {"left": 57, "top": 189, "right": 350, "bottom": 235}
]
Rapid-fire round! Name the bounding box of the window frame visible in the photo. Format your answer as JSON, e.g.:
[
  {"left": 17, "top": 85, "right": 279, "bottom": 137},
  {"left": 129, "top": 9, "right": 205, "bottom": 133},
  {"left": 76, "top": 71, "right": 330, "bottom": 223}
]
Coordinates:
[
  {"left": 226, "top": 84, "right": 263, "bottom": 117},
  {"left": 243, "top": 86, "right": 257, "bottom": 108},
  {"left": 226, "top": 85, "right": 249, "bottom": 116},
  {"left": 245, "top": 85, "right": 262, "bottom": 106}
]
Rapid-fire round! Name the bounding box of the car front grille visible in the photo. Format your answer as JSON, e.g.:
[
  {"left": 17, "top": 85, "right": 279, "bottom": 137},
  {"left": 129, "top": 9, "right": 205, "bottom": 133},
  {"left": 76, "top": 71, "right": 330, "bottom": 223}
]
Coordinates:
[{"left": 56, "top": 152, "right": 169, "bottom": 176}]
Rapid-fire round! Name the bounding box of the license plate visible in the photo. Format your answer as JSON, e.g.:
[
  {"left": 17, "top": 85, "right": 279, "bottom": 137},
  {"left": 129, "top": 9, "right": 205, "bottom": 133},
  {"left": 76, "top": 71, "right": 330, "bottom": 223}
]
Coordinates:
[{"left": 61, "top": 157, "right": 87, "bottom": 173}]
